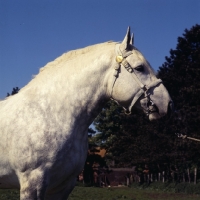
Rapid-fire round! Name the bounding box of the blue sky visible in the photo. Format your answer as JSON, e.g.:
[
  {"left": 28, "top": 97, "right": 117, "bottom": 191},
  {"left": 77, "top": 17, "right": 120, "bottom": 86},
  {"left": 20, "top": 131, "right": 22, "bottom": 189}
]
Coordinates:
[{"left": 0, "top": 0, "right": 199, "bottom": 99}]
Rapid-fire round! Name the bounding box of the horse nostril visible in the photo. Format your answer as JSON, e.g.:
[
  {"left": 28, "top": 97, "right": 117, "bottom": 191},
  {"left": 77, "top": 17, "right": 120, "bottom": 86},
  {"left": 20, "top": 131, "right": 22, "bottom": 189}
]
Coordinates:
[{"left": 168, "top": 101, "right": 174, "bottom": 117}]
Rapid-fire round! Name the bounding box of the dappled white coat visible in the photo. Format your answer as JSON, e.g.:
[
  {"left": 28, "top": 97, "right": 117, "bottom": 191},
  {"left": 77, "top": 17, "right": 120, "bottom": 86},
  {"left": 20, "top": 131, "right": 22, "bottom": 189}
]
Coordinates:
[{"left": 0, "top": 28, "right": 172, "bottom": 200}]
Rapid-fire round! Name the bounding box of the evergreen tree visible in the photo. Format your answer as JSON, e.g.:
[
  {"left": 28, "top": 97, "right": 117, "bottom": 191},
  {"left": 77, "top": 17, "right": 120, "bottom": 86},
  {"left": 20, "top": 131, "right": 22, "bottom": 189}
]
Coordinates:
[
  {"left": 157, "top": 24, "right": 200, "bottom": 164},
  {"left": 94, "top": 101, "right": 123, "bottom": 145}
]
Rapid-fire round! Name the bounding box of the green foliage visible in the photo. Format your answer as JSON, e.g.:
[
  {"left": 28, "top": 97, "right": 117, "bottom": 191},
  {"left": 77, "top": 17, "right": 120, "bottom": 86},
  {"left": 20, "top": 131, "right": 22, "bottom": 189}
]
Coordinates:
[
  {"left": 94, "top": 101, "right": 124, "bottom": 143},
  {"left": 175, "top": 183, "right": 188, "bottom": 193},
  {"left": 185, "top": 183, "right": 200, "bottom": 194},
  {"left": 157, "top": 24, "right": 200, "bottom": 164}
]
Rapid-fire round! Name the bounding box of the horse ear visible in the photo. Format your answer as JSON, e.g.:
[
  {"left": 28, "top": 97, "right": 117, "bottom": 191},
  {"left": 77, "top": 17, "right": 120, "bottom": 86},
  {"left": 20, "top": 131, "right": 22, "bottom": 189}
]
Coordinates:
[
  {"left": 120, "top": 27, "right": 131, "bottom": 51},
  {"left": 130, "top": 33, "right": 134, "bottom": 45}
]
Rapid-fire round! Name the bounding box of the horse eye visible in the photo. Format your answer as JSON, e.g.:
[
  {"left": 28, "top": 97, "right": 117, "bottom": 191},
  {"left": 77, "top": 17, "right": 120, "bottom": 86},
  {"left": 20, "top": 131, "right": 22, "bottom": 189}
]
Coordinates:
[{"left": 135, "top": 65, "right": 144, "bottom": 72}]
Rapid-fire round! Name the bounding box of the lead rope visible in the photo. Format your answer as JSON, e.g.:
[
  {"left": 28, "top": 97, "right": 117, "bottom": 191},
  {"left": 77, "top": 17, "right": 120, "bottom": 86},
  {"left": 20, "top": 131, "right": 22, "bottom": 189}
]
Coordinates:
[{"left": 176, "top": 133, "right": 200, "bottom": 142}]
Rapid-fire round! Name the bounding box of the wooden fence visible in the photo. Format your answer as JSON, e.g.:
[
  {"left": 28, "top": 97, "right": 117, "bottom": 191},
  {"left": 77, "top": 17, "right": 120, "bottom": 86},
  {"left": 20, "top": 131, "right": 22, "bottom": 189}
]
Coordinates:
[
  {"left": 78, "top": 167, "right": 199, "bottom": 187},
  {"left": 137, "top": 167, "right": 198, "bottom": 185}
]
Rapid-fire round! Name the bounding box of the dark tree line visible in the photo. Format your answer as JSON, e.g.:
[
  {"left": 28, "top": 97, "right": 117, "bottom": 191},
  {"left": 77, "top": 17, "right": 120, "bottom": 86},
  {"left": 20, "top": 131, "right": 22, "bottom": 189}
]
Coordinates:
[{"left": 93, "top": 24, "right": 200, "bottom": 168}]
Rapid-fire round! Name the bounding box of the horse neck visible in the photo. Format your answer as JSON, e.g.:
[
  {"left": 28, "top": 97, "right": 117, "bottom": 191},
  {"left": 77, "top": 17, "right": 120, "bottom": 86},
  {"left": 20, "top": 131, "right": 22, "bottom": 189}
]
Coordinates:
[
  {"left": 68, "top": 60, "right": 111, "bottom": 127},
  {"left": 22, "top": 44, "right": 115, "bottom": 130}
]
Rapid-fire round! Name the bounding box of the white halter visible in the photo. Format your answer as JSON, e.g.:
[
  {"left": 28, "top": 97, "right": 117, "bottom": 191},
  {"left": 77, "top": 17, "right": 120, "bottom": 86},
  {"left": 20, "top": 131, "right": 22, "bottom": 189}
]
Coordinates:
[{"left": 111, "top": 44, "right": 162, "bottom": 114}]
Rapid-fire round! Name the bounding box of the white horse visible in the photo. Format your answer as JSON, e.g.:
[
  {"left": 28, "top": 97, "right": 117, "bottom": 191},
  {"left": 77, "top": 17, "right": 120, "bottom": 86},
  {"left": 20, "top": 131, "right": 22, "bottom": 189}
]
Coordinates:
[{"left": 0, "top": 27, "right": 173, "bottom": 199}]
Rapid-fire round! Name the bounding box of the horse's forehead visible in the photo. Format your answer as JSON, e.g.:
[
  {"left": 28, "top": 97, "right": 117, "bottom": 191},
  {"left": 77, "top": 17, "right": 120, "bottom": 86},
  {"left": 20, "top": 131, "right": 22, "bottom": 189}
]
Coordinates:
[
  {"left": 129, "top": 49, "right": 155, "bottom": 74},
  {"left": 131, "top": 50, "right": 145, "bottom": 62},
  {"left": 128, "top": 50, "right": 148, "bottom": 67}
]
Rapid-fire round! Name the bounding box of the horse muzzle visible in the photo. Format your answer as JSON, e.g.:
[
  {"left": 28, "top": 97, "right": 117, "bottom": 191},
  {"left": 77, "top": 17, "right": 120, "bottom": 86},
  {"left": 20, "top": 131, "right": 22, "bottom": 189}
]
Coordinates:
[
  {"left": 148, "top": 100, "right": 174, "bottom": 120},
  {"left": 140, "top": 93, "right": 174, "bottom": 120}
]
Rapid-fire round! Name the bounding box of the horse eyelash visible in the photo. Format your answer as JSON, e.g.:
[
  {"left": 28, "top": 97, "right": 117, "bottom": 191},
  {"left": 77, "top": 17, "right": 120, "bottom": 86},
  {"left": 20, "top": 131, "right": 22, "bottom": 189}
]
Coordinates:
[{"left": 135, "top": 65, "right": 144, "bottom": 72}]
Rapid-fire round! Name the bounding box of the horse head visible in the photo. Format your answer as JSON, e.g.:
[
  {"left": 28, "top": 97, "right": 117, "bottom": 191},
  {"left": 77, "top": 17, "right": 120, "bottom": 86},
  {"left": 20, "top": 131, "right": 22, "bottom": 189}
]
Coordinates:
[{"left": 109, "top": 27, "right": 173, "bottom": 121}]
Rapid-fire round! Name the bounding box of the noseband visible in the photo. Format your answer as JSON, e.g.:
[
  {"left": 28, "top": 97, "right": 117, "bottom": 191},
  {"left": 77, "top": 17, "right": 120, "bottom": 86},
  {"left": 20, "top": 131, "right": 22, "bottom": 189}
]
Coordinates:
[{"left": 110, "top": 44, "right": 162, "bottom": 115}]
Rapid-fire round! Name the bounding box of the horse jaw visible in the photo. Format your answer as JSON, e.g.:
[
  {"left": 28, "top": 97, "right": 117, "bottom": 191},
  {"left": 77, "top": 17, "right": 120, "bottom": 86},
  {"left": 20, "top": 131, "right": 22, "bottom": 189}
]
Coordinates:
[{"left": 148, "top": 112, "right": 161, "bottom": 121}]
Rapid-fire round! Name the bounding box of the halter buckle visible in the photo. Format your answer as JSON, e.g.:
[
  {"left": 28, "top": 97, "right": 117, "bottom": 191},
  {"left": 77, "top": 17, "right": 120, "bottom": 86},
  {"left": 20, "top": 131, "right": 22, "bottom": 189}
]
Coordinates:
[{"left": 116, "top": 55, "right": 123, "bottom": 63}]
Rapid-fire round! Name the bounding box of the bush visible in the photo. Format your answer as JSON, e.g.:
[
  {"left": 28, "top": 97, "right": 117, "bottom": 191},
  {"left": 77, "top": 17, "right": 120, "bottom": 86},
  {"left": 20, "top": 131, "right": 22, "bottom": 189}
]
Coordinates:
[
  {"left": 185, "top": 183, "right": 200, "bottom": 195},
  {"left": 175, "top": 182, "right": 187, "bottom": 193}
]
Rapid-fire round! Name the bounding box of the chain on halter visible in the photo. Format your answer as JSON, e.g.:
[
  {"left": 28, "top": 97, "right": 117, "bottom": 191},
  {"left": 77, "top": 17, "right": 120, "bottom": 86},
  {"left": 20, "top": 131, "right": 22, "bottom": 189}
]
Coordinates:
[
  {"left": 110, "top": 43, "right": 162, "bottom": 115},
  {"left": 176, "top": 133, "right": 200, "bottom": 142}
]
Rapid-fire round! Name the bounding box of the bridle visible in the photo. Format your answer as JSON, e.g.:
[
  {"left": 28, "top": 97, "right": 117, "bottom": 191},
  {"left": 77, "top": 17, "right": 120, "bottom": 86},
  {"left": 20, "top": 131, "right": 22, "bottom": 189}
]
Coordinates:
[{"left": 110, "top": 43, "right": 163, "bottom": 115}]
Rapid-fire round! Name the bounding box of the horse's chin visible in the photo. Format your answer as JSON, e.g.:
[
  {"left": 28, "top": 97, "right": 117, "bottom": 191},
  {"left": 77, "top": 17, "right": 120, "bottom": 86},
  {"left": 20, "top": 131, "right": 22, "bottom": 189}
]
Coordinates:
[{"left": 148, "top": 112, "right": 161, "bottom": 121}]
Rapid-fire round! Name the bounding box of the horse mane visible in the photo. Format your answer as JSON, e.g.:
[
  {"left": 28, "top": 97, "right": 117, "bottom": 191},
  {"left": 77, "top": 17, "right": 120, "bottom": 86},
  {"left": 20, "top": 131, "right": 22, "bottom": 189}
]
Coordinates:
[
  {"left": 39, "top": 41, "right": 115, "bottom": 73},
  {"left": 11, "top": 41, "right": 115, "bottom": 95},
  {"left": 0, "top": 42, "right": 111, "bottom": 101}
]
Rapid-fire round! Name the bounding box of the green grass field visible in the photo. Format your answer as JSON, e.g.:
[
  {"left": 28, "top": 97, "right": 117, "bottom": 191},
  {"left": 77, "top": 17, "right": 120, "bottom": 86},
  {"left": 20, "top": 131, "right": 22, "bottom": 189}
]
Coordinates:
[{"left": 0, "top": 187, "right": 200, "bottom": 200}]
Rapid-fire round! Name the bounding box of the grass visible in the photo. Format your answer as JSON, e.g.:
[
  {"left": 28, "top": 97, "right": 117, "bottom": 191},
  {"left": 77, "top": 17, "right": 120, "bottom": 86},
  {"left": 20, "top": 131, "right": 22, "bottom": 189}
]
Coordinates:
[
  {"left": 1, "top": 187, "right": 200, "bottom": 200},
  {"left": 68, "top": 186, "right": 200, "bottom": 200},
  {"left": 0, "top": 189, "right": 19, "bottom": 200}
]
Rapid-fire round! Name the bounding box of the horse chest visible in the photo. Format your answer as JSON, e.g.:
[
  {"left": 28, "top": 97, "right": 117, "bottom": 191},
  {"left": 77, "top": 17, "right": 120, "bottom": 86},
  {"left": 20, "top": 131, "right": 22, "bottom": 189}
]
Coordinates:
[
  {"left": 46, "top": 132, "right": 88, "bottom": 185},
  {"left": 57, "top": 134, "right": 88, "bottom": 169}
]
